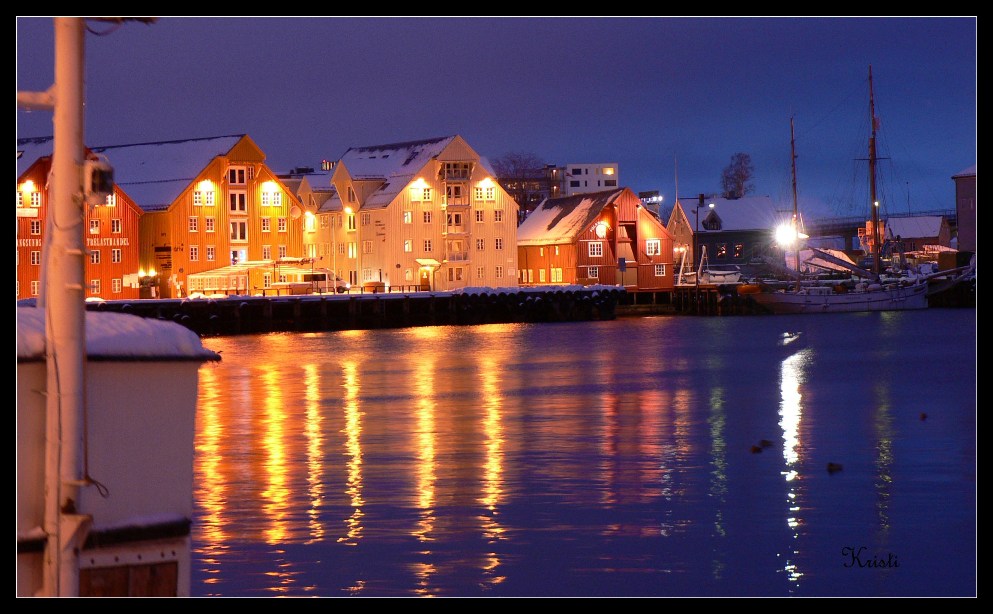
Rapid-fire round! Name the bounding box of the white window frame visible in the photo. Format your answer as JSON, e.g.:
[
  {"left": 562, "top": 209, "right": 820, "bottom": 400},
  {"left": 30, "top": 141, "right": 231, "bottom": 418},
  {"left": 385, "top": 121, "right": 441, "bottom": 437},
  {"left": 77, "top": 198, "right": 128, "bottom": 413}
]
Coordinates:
[
  {"left": 189, "top": 216, "right": 198, "bottom": 232},
  {"left": 278, "top": 245, "right": 287, "bottom": 259},
  {"left": 206, "top": 246, "right": 216, "bottom": 261},
  {"left": 30, "top": 220, "right": 41, "bottom": 235},
  {"left": 189, "top": 245, "right": 199, "bottom": 262},
  {"left": 229, "top": 191, "right": 247, "bottom": 213},
  {"left": 654, "top": 264, "right": 667, "bottom": 277},
  {"left": 227, "top": 167, "right": 247, "bottom": 185},
  {"left": 362, "top": 240, "right": 373, "bottom": 254},
  {"left": 646, "top": 239, "right": 661, "bottom": 256},
  {"left": 89, "top": 219, "right": 100, "bottom": 235},
  {"left": 588, "top": 266, "right": 599, "bottom": 278},
  {"left": 589, "top": 241, "right": 603, "bottom": 257},
  {"left": 111, "top": 248, "right": 122, "bottom": 263},
  {"left": 495, "top": 237, "right": 504, "bottom": 250},
  {"left": 262, "top": 218, "right": 271, "bottom": 233},
  {"left": 262, "top": 245, "right": 272, "bottom": 260},
  {"left": 494, "top": 209, "right": 504, "bottom": 222},
  {"left": 31, "top": 251, "right": 41, "bottom": 266},
  {"left": 476, "top": 238, "right": 485, "bottom": 251},
  {"left": 30, "top": 280, "right": 40, "bottom": 295},
  {"left": 403, "top": 211, "right": 413, "bottom": 224},
  {"left": 111, "top": 219, "right": 122, "bottom": 234},
  {"left": 230, "top": 220, "right": 247, "bottom": 242},
  {"left": 495, "top": 265, "right": 503, "bottom": 279},
  {"left": 423, "top": 211, "right": 432, "bottom": 224},
  {"left": 90, "top": 250, "right": 100, "bottom": 265},
  {"left": 475, "top": 209, "right": 485, "bottom": 223},
  {"left": 477, "top": 266, "right": 485, "bottom": 279},
  {"left": 31, "top": 192, "right": 42, "bottom": 207},
  {"left": 205, "top": 217, "right": 215, "bottom": 233},
  {"left": 278, "top": 217, "right": 287, "bottom": 232},
  {"left": 423, "top": 239, "right": 432, "bottom": 252},
  {"left": 112, "top": 278, "right": 122, "bottom": 294},
  {"left": 90, "top": 279, "right": 101, "bottom": 295}
]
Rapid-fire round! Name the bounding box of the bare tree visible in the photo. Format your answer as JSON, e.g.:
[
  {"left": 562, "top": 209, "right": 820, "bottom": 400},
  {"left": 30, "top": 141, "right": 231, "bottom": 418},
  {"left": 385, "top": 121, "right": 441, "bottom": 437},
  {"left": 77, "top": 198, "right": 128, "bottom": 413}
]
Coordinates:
[
  {"left": 720, "top": 153, "right": 755, "bottom": 199},
  {"left": 491, "top": 152, "right": 549, "bottom": 215}
]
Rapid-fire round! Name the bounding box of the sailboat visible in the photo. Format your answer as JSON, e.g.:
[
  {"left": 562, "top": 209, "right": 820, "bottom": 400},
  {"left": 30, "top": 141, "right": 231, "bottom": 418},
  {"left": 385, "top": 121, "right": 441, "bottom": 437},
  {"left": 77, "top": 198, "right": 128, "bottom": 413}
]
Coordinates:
[
  {"left": 676, "top": 245, "right": 742, "bottom": 286},
  {"left": 750, "top": 71, "right": 929, "bottom": 315}
]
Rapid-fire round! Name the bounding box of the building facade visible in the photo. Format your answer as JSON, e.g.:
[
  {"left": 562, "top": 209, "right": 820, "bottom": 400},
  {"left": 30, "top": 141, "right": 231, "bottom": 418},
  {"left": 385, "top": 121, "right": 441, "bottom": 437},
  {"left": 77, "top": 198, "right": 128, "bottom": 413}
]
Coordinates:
[
  {"left": 312, "top": 135, "right": 519, "bottom": 292},
  {"left": 517, "top": 187, "right": 674, "bottom": 291},
  {"left": 562, "top": 163, "right": 619, "bottom": 196},
  {"left": 17, "top": 152, "right": 143, "bottom": 301},
  {"left": 952, "top": 165, "right": 976, "bottom": 252}
]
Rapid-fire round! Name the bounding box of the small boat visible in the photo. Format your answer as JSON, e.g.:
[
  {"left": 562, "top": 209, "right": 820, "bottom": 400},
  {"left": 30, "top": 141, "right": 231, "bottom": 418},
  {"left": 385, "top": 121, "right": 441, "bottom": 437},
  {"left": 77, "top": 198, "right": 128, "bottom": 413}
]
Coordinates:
[
  {"left": 676, "top": 245, "right": 742, "bottom": 285},
  {"left": 749, "top": 70, "right": 928, "bottom": 315}
]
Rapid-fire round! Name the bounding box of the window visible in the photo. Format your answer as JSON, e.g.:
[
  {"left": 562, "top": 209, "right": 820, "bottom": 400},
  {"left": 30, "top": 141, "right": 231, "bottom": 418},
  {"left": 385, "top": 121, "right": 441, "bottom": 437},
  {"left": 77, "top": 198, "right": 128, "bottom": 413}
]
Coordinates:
[
  {"left": 361, "top": 212, "right": 371, "bottom": 226},
  {"left": 111, "top": 219, "right": 122, "bottom": 234},
  {"left": 193, "top": 191, "right": 203, "bottom": 206},
  {"left": 445, "top": 184, "right": 464, "bottom": 204},
  {"left": 474, "top": 187, "right": 484, "bottom": 201},
  {"left": 494, "top": 210, "right": 504, "bottom": 223},
  {"left": 646, "top": 239, "right": 661, "bottom": 256},
  {"left": 405, "top": 269, "right": 413, "bottom": 282},
  {"left": 338, "top": 243, "right": 346, "bottom": 255},
  {"left": 112, "top": 248, "right": 122, "bottom": 263},
  {"left": 204, "top": 191, "right": 215, "bottom": 206},
  {"left": 262, "top": 245, "right": 272, "bottom": 260},
  {"left": 477, "top": 266, "right": 485, "bottom": 279},
  {"left": 30, "top": 220, "right": 41, "bottom": 235},
  {"left": 551, "top": 268, "right": 563, "bottom": 282},
  {"left": 734, "top": 243, "right": 744, "bottom": 259},
  {"left": 16, "top": 191, "right": 23, "bottom": 207},
  {"left": 654, "top": 264, "right": 667, "bottom": 277},
  {"left": 539, "top": 269, "right": 547, "bottom": 283},
  {"left": 263, "top": 272, "right": 272, "bottom": 289},
  {"left": 261, "top": 192, "right": 270, "bottom": 207},
  {"left": 570, "top": 180, "right": 580, "bottom": 188},
  {"left": 589, "top": 241, "right": 603, "bottom": 257},
  {"left": 105, "top": 193, "right": 116, "bottom": 206},
  {"left": 362, "top": 240, "right": 373, "bottom": 254},
  {"left": 31, "top": 251, "right": 41, "bottom": 266},
  {"left": 205, "top": 217, "right": 215, "bottom": 233},
  {"left": 443, "top": 162, "right": 471, "bottom": 179},
  {"left": 587, "top": 266, "right": 599, "bottom": 279},
  {"left": 305, "top": 214, "right": 316, "bottom": 232},
  {"left": 30, "top": 280, "right": 40, "bottom": 295},
  {"left": 90, "top": 250, "right": 100, "bottom": 265},
  {"left": 572, "top": 168, "right": 582, "bottom": 175},
  {"left": 403, "top": 211, "right": 412, "bottom": 224},
  {"left": 90, "top": 280, "right": 101, "bottom": 295},
  {"left": 362, "top": 268, "right": 374, "bottom": 282},
  {"left": 716, "top": 243, "right": 727, "bottom": 258},
  {"left": 423, "top": 239, "right": 432, "bottom": 252},
  {"left": 262, "top": 217, "right": 274, "bottom": 234},
  {"left": 189, "top": 245, "right": 199, "bottom": 262},
  {"left": 348, "top": 242, "right": 357, "bottom": 258},
  {"left": 89, "top": 219, "right": 100, "bottom": 235},
  {"left": 189, "top": 216, "right": 198, "bottom": 232},
  {"left": 30, "top": 192, "right": 42, "bottom": 207},
  {"left": 230, "top": 220, "right": 247, "bottom": 242},
  {"left": 206, "top": 246, "right": 215, "bottom": 261},
  {"left": 346, "top": 213, "right": 356, "bottom": 231},
  {"left": 539, "top": 247, "right": 544, "bottom": 256},
  {"left": 423, "top": 211, "right": 432, "bottom": 224},
  {"left": 604, "top": 179, "right": 617, "bottom": 187},
  {"left": 229, "top": 191, "right": 247, "bottom": 213},
  {"left": 404, "top": 239, "right": 413, "bottom": 253},
  {"left": 227, "top": 167, "right": 246, "bottom": 185},
  {"left": 555, "top": 246, "right": 560, "bottom": 256},
  {"left": 485, "top": 186, "right": 495, "bottom": 200},
  {"left": 278, "top": 217, "right": 287, "bottom": 232},
  {"left": 447, "top": 267, "right": 464, "bottom": 282},
  {"left": 278, "top": 245, "right": 287, "bottom": 259},
  {"left": 347, "top": 186, "right": 356, "bottom": 202},
  {"left": 495, "top": 265, "right": 503, "bottom": 279},
  {"left": 475, "top": 209, "right": 485, "bottom": 223},
  {"left": 320, "top": 215, "right": 330, "bottom": 229},
  {"left": 422, "top": 188, "right": 432, "bottom": 202},
  {"left": 476, "top": 238, "right": 485, "bottom": 251},
  {"left": 112, "top": 278, "right": 122, "bottom": 294},
  {"left": 495, "top": 238, "right": 504, "bottom": 250}
]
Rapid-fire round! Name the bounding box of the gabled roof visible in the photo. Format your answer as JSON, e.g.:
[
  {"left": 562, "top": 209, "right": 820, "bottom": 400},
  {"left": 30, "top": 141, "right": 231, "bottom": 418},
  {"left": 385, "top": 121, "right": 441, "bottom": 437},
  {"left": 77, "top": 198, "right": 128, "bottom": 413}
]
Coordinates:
[
  {"left": 885, "top": 215, "right": 945, "bottom": 239},
  {"left": 684, "top": 195, "right": 793, "bottom": 233},
  {"left": 952, "top": 164, "right": 976, "bottom": 178},
  {"left": 517, "top": 189, "right": 624, "bottom": 246},
  {"left": 336, "top": 136, "right": 459, "bottom": 209}
]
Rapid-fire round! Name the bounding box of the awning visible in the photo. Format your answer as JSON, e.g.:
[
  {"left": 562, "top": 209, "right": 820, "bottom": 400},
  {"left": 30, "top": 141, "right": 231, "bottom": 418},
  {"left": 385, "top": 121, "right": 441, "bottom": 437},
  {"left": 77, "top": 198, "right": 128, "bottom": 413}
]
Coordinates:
[{"left": 415, "top": 258, "right": 442, "bottom": 268}]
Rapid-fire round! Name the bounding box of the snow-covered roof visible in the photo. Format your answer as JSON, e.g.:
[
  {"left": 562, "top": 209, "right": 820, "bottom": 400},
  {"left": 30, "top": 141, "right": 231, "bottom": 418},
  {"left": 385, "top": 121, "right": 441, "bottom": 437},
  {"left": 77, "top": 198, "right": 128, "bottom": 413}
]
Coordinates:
[
  {"left": 16, "top": 136, "right": 54, "bottom": 177},
  {"left": 91, "top": 135, "right": 245, "bottom": 210},
  {"left": 16, "top": 306, "right": 220, "bottom": 362},
  {"left": 688, "top": 195, "right": 793, "bottom": 233},
  {"left": 337, "top": 136, "right": 456, "bottom": 210},
  {"left": 317, "top": 189, "right": 343, "bottom": 213},
  {"left": 885, "top": 215, "right": 945, "bottom": 239},
  {"left": 517, "top": 190, "right": 622, "bottom": 246},
  {"left": 952, "top": 164, "right": 976, "bottom": 178}
]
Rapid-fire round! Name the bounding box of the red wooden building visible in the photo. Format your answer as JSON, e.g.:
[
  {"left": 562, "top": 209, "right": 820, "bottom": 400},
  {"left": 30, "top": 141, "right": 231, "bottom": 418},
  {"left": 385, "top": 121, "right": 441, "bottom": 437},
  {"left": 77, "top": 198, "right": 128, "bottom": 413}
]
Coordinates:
[{"left": 516, "top": 187, "right": 674, "bottom": 291}]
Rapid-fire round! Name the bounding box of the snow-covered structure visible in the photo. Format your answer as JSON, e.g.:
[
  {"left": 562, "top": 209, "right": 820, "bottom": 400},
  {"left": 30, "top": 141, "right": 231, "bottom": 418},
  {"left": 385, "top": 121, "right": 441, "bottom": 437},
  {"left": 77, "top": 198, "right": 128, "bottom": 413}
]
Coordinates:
[{"left": 884, "top": 215, "right": 953, "bottom": 251}]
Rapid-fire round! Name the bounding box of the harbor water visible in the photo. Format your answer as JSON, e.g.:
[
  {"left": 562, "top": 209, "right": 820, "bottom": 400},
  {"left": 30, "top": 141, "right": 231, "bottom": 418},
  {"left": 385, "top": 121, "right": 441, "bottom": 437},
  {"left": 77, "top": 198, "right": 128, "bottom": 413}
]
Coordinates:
[{"left": 191, "top": 309, "right": 976, "bottom": 597}]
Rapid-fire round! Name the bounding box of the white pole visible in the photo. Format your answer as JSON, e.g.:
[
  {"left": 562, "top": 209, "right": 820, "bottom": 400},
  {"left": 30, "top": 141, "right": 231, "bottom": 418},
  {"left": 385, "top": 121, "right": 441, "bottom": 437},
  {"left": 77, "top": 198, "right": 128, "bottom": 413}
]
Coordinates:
[{"left": 42, "top": 16, "right": 89, "bottom": 597}]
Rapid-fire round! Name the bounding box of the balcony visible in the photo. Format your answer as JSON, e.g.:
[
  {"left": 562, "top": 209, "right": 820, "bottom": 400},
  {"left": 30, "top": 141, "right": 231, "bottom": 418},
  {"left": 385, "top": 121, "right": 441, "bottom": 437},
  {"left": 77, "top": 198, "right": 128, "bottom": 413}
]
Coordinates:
[
  {"left": 443, "top": 224, "right": 468, "bottom": 235},
  {"left": 445, "top": 251, "right": 470, "bottom": 263}
]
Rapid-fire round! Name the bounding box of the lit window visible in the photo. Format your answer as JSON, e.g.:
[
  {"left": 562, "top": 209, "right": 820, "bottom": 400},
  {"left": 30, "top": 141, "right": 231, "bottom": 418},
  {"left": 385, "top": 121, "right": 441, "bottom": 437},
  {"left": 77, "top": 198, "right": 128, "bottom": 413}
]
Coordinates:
[
  {"left": 362, "top": 240, "right": 373, "bottom": 254},
  {"left": 262, "top": 218, "right": 271, "bottom": 233},
  {"left": 423, "top": 211, "right": 432, "bottom": 224},
  {"left": 189, "top": 216, "right": 198, "bottom": 232},
  {"left": 494, "top": 210, "right": 504, "bottom": 222},
  {"left": 189, "top": 245, "right": 199, "bottom": 262},
  {"left": 403, "top": 211, "right": 412, "bottom": 224},
  {"left": 495, "top": 238, "right": 504, "bottom": 250},
  {"left": 555, "top": 246, "right": 560, "bottom": 256},
  {"left": 205, "top": 217, "right": 215, "bottom": 233},
  {"left": 204, "top": 191, "right": 215, "bottom": 206},
  {"left": 539, "top": 269, "right": 546, "bottom": 283},
  {"left": 551, "top": 268, "right": 563, "bottom": 282},
  {"left": 112, "top": 278, "right": 122, "bottom": 293},
  {"left": 278, "top": 245, "right": 287, "bottom": 259},
  {"left": 646, "top": 239, "right": 661, "bottom": 256},
  {"left": 734, "top": 243, "right": 744, "bottom": 258},
  {"left": 206, "top": 246, "right": 215, "bottom": 261},
  {"left": 31, "top": 251, "right": 41, "bottom": 266},
  {"left": 320, "top": 215, "right": 329, "bottom": 229},
  {"left": 476, "top": 238, "right": 485, "bottom": 251},
  {"left": 589, "top": 242, "right": 603, "bottom": 257},
  {"left": 717, "top": 243, "right": 727, "bottom": 258},
  {"left": 588, "top": 266, "right": 599, "bottom": 279},
  {"left": 30, "top": 220, "right": 41, "bottom": 235},
  {"left": 105, "top": 193, "right": 116, "bottom": 206},
  {"left": 111, "top": 219, "right": 122, "bottom": 234},
  {"left": 111, "top": 249, "right": 122, "bottom": 263},
  {"left": 348, "top": 242, "right": 357, "bottom": 258},
  {"left": 539, "top": 247, "right": 544, "bottom": 256},
  {"left": 30, "top": 280, "right": 40, "bottom": 295},
  {"left": 423, "top": 239, "right": 432, "bottom": 252},
  {"left": 495, "top": 265, "right": 503, "bottom": 279},
  {"left": 485, "top": 186, "right": 495, "bottom": 200},
  {"left": 194, "top": 191, "right": 203, "bottom": 206},
  {"left": 31, "top": 192, "right": 42, "bottom": 207},
  {"left": 404, "top": 239, "right": 413, "bottom": 253},
  {"left": 278, "top": 217, "right": 287, "bottom": 232},
  {"left": 89, "top": 219, "right": 100, "bottom": 235},
  {"left": 305, "top": 214, "right": 315, "bottom": 232},
  {"left": 262, "top": 245, "right": 272, "bottom": 260},
  {"left": 655, "top": 264, "right": 667, "bottom": 277}
]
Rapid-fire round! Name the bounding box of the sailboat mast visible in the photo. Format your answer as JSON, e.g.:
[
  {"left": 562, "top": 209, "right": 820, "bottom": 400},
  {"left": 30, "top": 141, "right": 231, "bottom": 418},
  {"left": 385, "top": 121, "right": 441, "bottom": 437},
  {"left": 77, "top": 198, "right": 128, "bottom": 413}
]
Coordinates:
[
  {"left": 790, "top": 116, "right": 801, "bottom": 292},
  {"left": 868, "top": 65, "right": 881, "bottom": 276}
]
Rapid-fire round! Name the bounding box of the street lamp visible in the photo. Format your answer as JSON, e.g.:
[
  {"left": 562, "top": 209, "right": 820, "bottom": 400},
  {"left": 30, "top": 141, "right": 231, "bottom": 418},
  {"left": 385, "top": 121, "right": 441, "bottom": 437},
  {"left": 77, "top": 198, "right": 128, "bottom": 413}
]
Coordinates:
[{"left": 693, "top": 194, "right": 715, "bottom": 287}]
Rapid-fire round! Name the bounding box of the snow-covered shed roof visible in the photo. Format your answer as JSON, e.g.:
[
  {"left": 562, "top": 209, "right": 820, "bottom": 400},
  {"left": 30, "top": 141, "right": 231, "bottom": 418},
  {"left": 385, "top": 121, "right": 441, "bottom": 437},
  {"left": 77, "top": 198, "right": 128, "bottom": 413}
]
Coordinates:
[
  {"left": 16, "top": 306, "right": 220, "bottom": 362},
  {"left": 885, "top": 215, "right": 945, "bottom": 239},
  {"left": 517, "top": 189, "right": 622, "bottom": 246},
  {"left": 689, "top": 195, "right": 793, "bottom": 233}
]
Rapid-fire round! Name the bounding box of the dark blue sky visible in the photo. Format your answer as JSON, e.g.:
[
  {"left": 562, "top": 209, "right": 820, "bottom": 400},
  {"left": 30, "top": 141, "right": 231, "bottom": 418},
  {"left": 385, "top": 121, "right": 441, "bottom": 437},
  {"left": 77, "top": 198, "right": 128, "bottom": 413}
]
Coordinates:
[{"left": 16, "top": 17, "right": 976, "bottom": 219}]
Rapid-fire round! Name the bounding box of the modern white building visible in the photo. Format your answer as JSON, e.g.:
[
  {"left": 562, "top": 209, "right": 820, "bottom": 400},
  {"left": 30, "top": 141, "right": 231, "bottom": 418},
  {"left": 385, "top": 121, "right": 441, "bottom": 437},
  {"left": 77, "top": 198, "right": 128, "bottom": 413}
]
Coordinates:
[{"left": 562, "top": 163, "right": 619, "bottom": 196}]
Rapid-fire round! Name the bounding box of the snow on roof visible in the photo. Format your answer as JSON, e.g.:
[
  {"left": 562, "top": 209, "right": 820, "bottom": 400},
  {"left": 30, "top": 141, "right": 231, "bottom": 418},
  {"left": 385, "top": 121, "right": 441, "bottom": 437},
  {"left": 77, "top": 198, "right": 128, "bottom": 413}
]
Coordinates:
[
  {"left": 885, "top": 215, "right": 944, "bottom": 239},
  {"left": 952, "top": 164, "right": 976, "bottom": 178},
  {"left": 16, "top": 306, "right": 220, "bottom": 362},
  {"left": 318, "top": 190, "right": 343, "bottom": 213},
  {"left": 16, "top": 136, "right": 54, "bottom": 177},
  {"left": 337, "top": 136, "right": 456, "bottom": 210},
  {"left": 689, "top": 195, "right": 793, "bottom": 233},
  {"left": 91, "top": 135, "right": 245, "bottom": 209},
  {"left": 517, "top": 190, "right": 622, "bottom": 246}
]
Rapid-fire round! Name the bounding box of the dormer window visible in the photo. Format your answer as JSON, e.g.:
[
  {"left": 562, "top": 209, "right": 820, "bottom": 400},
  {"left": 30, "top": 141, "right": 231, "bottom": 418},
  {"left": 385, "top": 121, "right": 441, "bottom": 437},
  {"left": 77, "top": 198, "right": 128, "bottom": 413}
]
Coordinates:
[
  {"left": 442, "top": 162, "right": 472, "bottom": 180},
  {"left": 228, "top": 167, "right": 247, "bottom": 185}
]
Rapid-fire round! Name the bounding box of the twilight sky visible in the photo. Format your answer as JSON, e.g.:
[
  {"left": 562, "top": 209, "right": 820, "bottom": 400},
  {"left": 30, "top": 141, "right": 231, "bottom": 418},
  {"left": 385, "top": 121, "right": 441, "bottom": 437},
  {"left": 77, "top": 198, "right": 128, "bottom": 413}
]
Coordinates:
[{"left": 16, "top": 16, "right": 976, "bottom": 220}]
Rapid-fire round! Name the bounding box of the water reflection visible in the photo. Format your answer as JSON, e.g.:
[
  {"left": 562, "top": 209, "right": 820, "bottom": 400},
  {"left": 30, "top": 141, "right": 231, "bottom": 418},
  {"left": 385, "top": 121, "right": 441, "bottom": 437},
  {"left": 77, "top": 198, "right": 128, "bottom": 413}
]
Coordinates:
[
  {"left": 337, "top": 360, "right": 364, "bottom": 547},
  {"left": 194, "top": 365, "right": 227, "bottom": 590},
  {"left": 478, "top": 355, "right": 507, "bottom": 588},
  {"left": 873, "top": 382, "right": 893, "bottom": 535},
  {"left": 708, "top": 386, "right": 728, "bottom": 580},
  {"left": 779, "top": 348, "right": 811, "bottom": 590},
  {"left": 411, "top": 356, "right": 438, "bottom": 596},
  {"left": 303, "top": 363, "right": 325, "bottom": 543}
]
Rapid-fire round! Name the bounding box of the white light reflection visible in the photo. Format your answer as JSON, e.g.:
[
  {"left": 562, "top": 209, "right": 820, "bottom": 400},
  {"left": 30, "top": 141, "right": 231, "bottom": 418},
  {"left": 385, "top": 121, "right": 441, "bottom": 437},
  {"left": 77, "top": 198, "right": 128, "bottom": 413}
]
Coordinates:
[
  {"left": 411, "top": 357, "right": 438, "bottom": 596},
  {"left": 337, "top": 361, "right": 365, "bottom": 548},
  {"left": 779, "top": 348, "right": 811, "bottom": 589},
  {"left": 478, "top": 356, "right": 507, "bottom": 588},
  {"left": 303, "top": 363, "right": 325, "bottom": 542},
  {"left": 708, "top": 386, "right": 728, "bottom": 580},
  {"left": 193, "top": 364, "right": 227, "bottom": 591}
]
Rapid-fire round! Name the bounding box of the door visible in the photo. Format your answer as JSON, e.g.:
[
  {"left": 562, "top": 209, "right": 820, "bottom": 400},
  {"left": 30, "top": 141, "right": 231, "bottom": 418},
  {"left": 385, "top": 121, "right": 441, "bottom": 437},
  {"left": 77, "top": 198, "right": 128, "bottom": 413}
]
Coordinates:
[{"left": 419, "top": 269, "right": 431, "bottom": 291}]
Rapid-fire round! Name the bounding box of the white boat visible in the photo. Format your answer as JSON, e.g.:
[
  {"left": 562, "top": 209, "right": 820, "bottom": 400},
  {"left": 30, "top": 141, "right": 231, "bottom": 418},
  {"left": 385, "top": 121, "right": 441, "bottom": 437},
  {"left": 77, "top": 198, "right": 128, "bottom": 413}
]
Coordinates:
[
  {"left": 676, "top": 245, "right": 742, "bottom": 285},
  {"left": 750, "top": 78, "right": 929, "bottom": 315}
]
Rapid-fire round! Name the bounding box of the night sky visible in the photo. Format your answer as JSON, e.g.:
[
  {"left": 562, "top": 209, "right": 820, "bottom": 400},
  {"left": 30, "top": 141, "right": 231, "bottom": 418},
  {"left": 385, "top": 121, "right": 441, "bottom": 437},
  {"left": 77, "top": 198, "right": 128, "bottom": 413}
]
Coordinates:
[{"left": 16, "top": 17, "right": 976, "bottom": 219}]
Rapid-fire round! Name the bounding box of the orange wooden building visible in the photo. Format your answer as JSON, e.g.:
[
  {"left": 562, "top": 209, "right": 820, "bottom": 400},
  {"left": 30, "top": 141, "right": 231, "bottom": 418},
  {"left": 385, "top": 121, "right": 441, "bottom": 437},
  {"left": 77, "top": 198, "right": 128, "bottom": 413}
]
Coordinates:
[
  {"left": 17, "top": 150, "right": 143, "bottom": 300},
  {"left": 516, "top": 187, "right": 675, "bottom": 291}
]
